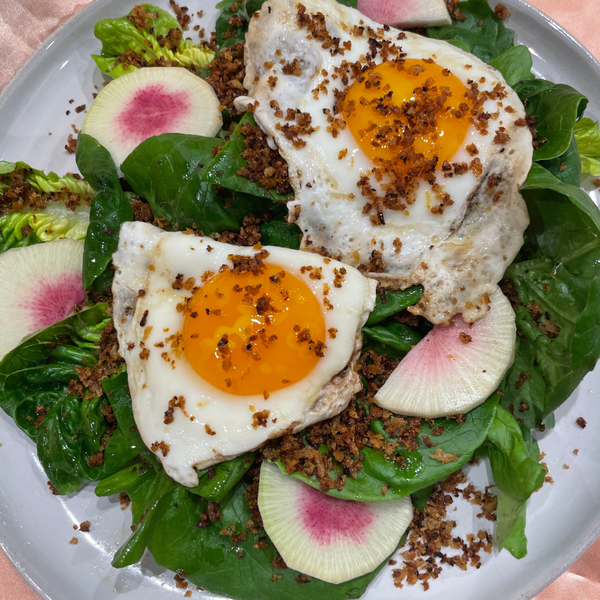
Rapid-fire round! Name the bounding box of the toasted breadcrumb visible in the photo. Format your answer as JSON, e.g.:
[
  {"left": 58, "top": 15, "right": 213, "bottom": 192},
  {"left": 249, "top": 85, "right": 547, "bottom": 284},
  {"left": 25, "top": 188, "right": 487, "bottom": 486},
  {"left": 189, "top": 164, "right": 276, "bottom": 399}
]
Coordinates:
[{"left": 393, "top": 470, "right": 493, "bottom": 590}]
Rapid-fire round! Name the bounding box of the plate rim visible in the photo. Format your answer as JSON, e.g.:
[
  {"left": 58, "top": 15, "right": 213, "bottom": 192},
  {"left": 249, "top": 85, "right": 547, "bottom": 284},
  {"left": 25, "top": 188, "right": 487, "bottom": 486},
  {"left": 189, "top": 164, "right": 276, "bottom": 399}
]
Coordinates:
[{"left": 1, "top": 1, "right": 600, "bottom": 599}]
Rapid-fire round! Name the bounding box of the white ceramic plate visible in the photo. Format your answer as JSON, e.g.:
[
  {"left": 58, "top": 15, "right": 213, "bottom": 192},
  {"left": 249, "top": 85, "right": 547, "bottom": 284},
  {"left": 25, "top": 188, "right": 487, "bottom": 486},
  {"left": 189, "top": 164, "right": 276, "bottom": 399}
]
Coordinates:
[{"left": 1, "top": 1, "right": 599, "bottom": 599}]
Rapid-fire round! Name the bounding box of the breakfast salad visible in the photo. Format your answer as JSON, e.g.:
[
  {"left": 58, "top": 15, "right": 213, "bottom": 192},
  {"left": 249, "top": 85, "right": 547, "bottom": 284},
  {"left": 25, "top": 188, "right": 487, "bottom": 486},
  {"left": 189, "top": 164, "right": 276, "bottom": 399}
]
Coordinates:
[{"left": 1, "top": 0, "right": 600, "bottom": 597}]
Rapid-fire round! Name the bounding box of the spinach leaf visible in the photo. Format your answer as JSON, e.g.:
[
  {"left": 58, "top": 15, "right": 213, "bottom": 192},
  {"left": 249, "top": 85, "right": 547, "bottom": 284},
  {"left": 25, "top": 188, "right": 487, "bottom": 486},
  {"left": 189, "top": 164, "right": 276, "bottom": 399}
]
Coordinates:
[
  {"left": 362, "top": 322, "right": 422, "bottom": 354},
  {"left": 481, "top": 406, "right": 545, "bottom": 558},
  {"left": 446, "top": 39, "right": 471, "bottom": 52},
  {"left": 214, "top": 0, "right": 355, "bottom": 51},
  {"left": 279, "top": 394, "right": 498, "bottom": 501},
  {"left": 366, "top": 287, "right": 423, "bottom": 325},
  {"left": 190, "top": 453, "right": 255, "bottom": 501},
  {"left": 501, "top": 189, "right": 600, "bottom": 428},
  {"left": 574, "top": 117, "right": 600, "bottom": 176},
  {"left": 496, "top": 492, "right": 527, "bottom": 558},
  {"left": 96, "top": 463, "right": 176, "bottom": 567},
  {"left": 361, "top": 339, "right": 407, "bottom": 360},
  {"left": 101, "top": 372, "right": 140, "bottom": 442},
  {"left": 411, "top": 485, "right": 434, "bottom": 511},
  {"left": 260, "top": 220, "right": 302, "bottom": 249},
  {"left": 246, "top": 0, "right": 267, "bottom": 14},
  {"left": 147, "top": 481, "right": 390, "bottom": 600},
  {"left": 484, "top": 406, "right": 545, "bottom": 502},
  {"left": 121, "top": 133, "right": 271, "bottom": 233},
  {"left": 215, "top": 0, "right": 252, "bottom": 48},
  {"left": 76, "top": 134, "right": 133, "bottom": 290},
  {"left": 203, "top": 113, "right": 293, "bottom": 202},
  {"left": 37, "top": 395, "right": 141, "bottom": 495},
  {"left": 98, "top": 462, "right": 390, "bottom": 598},
  {"left": 427, "top": 0, "right": 514, "bottom": 63},
  {"left": 513, "top": 80, "right": 588, "bottom": 161},
  {"left": 489, "top": 45, "right": 535, "bottom": 86},
  {"left": 0, "top": 305, "right": 108, "bottom": 437},
  {"left": 538, "top": 135, "right": 581, "bottom": 187},
  {"left": 0, "top": 305, "right": 140, "bottom": 494},
  {"left": 521, "top": 162, "right": 600, "bottom": 237}
]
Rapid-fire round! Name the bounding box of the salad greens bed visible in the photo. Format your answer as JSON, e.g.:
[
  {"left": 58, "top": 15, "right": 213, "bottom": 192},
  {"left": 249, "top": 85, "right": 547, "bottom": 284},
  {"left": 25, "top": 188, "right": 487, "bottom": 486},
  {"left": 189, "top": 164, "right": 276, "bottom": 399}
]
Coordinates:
[{"left": 2, "top": 0, "right": 600, "bottom": 597}]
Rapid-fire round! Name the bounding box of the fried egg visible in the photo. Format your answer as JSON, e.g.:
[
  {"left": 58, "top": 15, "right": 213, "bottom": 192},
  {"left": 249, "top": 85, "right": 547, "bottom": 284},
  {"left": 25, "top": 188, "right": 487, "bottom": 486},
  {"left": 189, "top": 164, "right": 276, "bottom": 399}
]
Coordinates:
[
  {"left": 236, "top": 0, "right": 533, "bottom": 324},
  {"left": 112, "top": 222, "right": 376, "bottom": 487}
]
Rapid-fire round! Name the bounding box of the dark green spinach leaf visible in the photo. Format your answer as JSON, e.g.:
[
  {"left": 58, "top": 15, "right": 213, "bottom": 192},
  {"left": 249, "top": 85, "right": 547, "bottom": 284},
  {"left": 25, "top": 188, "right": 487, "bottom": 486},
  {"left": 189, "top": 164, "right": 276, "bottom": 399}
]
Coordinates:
[
  {"left": 121, "top": 133, "right": 272, "bottom": 233},
  {"left": 38, "top": 395, "right": 142, "bottom": 495},
  {"left": 203, "top": 113, "right": 293, "bottom": 202},
  {"left": 481, "top": 406, "right": 545, "bottom": 558},
  {"left": 76, "top": 134, "right": 133, "bottom": 289},
  {"left": 214, "top": 0, "right": 251, "bottom": 49},
  {"left": 191, "top": 453, "right": 255, "bottom": 501},
  {"left": 0, "top": 305, "right": 141, "bottom": 494},
  {"left": 101, "top": 372, "right": 140, "bottom": 441},
  {"left": 514, "top": 80, "right": 587, "bottom": 161},
  {"left": 0, "top": 305, "right": 108, "bottom": 437},
  {"left": 427, "top": 0, "right": 514, "bottom": 63},
  {"left": 501, "top": 189, "right": 600, "bottom": 428},
  {"left": 96, "top": 463, "right": 176, "bottom": 567},
  {"left": 521, "top": 162, "right": 600, "bottom": 236},
  {"left": 259, "top": 220, "right": 302, "bottom": 249},
  {"left": 97, "top": 462, "right": 391, "bottom": 598},
  {"left": 411, "top": 485, "right": 434, "bottom": 511},
  {"left": 489, "top": 45, "right": 535, "bottom": 86},
  {"left": 538, "top": 135, "right": 581, "bottom": 187},
  {"left": 279, "top": 394, "right": 498, "bottom": 501},
  {"left": 366, "top": 287, "right": 423, "bottom": 325},
  {"left": 362, "top": 322, "right": 422, "bottom": 354},
  {"left": 147, "top": 481, "right": 389, "bottom": 600}
]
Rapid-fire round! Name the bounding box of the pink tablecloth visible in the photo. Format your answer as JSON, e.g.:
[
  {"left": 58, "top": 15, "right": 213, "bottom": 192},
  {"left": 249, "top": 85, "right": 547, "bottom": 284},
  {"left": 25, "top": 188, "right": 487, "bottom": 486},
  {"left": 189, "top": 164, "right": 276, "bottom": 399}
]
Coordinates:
[{"left": 0, "top": 0, "right": 599, "bottom": 598}]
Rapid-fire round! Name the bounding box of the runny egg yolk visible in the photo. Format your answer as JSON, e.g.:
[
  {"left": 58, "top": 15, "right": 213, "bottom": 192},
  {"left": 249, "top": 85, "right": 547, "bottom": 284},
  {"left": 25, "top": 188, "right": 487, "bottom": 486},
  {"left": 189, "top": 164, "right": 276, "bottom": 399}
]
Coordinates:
[
  {"left": 345, "top": 59, "right": 472, "bottom": 167},
  {"left": 182, "top": 264, "right": 327, "bottom": 396}
]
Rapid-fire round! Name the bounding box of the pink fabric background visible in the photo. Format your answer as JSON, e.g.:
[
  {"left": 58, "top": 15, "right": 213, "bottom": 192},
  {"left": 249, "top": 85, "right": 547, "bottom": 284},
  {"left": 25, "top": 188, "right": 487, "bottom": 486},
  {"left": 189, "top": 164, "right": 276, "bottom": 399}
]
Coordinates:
[{"left": 0, "top": 0, "right": 599, "bottom": 598}]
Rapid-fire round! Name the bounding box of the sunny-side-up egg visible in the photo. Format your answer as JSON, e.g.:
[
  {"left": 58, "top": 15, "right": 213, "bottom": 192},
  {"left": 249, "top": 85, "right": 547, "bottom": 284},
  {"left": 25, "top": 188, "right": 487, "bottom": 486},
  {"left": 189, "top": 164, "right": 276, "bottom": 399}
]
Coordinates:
[
  {"left": 111, "top": 222, "right": 376, "bottom": 487},
  {"left": 235, "top": 0, "right": 533, "bottom": 324}
]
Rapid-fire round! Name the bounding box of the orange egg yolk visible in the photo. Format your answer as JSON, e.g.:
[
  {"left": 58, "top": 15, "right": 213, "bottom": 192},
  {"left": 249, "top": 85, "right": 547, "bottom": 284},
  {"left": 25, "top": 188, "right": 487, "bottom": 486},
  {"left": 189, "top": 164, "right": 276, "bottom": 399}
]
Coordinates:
[
  {"left": 182, "top": 264, "right": 327, "bottom": 396},
  {"left": 345, "top": 59, "right": 471, "bottom": 167}
]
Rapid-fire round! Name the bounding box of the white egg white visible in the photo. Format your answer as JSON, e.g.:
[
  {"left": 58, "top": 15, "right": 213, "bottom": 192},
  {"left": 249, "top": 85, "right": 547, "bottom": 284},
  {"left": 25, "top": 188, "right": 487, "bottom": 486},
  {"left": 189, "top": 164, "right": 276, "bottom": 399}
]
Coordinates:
[
  {"left": 112, "top": 222, "right": 376, "bottom": 487},
  {"left": 236, "top": 0, "right": 533, "bottom": 324}
]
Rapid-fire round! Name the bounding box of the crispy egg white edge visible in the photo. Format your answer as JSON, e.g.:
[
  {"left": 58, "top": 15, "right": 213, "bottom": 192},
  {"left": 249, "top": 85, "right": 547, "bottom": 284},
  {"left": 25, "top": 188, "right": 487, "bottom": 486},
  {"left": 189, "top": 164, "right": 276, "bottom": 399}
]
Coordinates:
[{"left": 112, "top": 222, "right": 376, "bottom": 487}]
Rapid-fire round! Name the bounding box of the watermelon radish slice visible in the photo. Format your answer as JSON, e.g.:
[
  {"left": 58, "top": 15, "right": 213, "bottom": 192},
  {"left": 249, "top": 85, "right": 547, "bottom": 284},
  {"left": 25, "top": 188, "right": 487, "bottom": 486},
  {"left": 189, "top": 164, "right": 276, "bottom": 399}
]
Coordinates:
[
  {"left": 258, "top": 461, "right": 413, "bottom": 584},
  {"left": 82, "top": 67, "right": 222, "bottom": 169},
  {"left": 375, "top": 287, "right": 516, "bottom": 418},
  {"left": 357, "top": 0, "right": 451, "bottom": 28},
  {"left": 0, "top": 239, "right": 85, "bottom": 360}
]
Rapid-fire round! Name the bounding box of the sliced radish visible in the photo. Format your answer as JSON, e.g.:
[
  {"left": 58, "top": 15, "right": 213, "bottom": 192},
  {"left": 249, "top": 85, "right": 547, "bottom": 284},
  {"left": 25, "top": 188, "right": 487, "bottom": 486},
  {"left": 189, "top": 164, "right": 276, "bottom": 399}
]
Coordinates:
[
  {"left": 357, "top": 0, "right": 451, "bottom": 28},
  {"left": 375, "top": 287, "right": 516, "bottom": 418},
  {"left": 258, "top": 461, "right": 413, "bottom": 584},
  {"left": 82, "top": 67, "right": 222, "bottom": 169},
  {"left": 0, "top": 239, "right": 85, "bottom": 360}
]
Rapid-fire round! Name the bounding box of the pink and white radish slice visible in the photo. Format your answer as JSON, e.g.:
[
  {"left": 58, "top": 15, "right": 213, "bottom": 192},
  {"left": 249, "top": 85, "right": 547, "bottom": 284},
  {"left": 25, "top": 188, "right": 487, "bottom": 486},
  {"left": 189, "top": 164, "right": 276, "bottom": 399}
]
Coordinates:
[
  {"left": 258, "top": 461, "right": 412, "bottom": 584},
  {"left": 0, "top": 239, "right": 85, "bottom": 361},
  {"left": 357, "top": 0, "right": 451, "bottom": 28},
  {"left": 375, "top": 287, "right": 516, "bottom": 418},
  {"left": 82, "top": 67, "right": 222, "bottom": 170}
]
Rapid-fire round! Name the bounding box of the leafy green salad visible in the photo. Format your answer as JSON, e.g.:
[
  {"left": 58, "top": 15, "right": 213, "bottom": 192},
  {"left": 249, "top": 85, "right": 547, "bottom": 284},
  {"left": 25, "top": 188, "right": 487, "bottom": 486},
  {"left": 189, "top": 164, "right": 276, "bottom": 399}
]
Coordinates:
[{"left": 1, "top": 0, "right": 600, "bottom": 598}]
